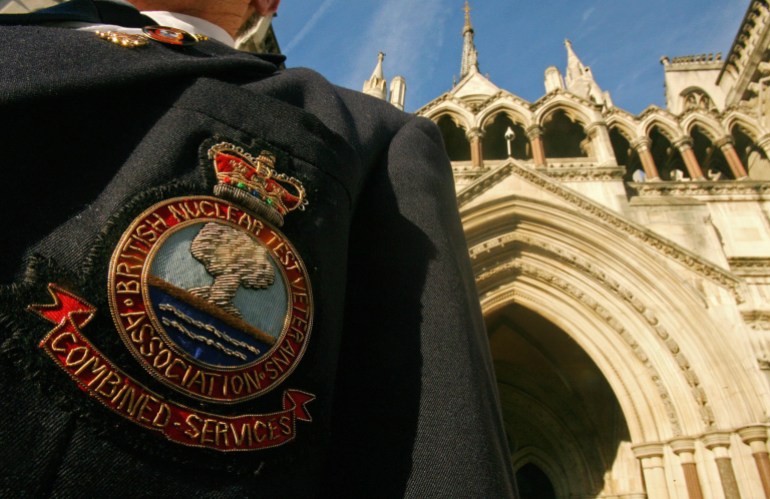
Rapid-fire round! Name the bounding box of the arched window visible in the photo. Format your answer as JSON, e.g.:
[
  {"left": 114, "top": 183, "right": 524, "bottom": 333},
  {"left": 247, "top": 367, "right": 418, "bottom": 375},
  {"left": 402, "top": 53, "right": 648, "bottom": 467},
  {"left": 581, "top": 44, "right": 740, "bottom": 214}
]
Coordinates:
[
  {"left": 733, "top": 125, "right": 770, "bottom": 180},
  {"left": 681, "top": 88, "right": 715, "bottom": 112},
  {"left": 436, "top": 115, "right": 471, "bottom": 161},
  {"left": 691, "top": 126, "right": 732, "bottom": 180},
  {"left": 482, "top": 113, "right": 530, "bottom": 161},
  {"left": 609, "top": 128, "right": 642, "bottom": 182},
  {"left": 542, "top": 110, "right": 588, "bottom": 158},
  {"left": 649, "top": 127, "right": 687, "bottom": 180}
]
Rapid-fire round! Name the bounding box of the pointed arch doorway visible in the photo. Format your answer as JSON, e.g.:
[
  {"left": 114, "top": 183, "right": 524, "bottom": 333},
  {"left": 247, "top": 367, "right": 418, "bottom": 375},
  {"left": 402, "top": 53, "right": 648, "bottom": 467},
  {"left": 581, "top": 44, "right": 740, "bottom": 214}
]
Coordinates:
[
  {"left": 488, "top": 303, "right": 631, "bottom": 497},
  {"left": 460, "top": 192, "right": 700, "bottom": 497}
]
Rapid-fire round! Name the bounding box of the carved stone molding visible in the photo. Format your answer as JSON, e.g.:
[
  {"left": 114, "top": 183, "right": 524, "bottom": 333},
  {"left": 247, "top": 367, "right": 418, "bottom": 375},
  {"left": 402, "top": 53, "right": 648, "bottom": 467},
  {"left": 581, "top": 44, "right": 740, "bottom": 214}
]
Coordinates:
[
  {"left": 702, "top": 430, "right": 732, "bottom": 450},
  {"left": 538, "top": 166, "right": 625, "bottom": 182},
  {"left": 632, "top": 442, "right": 665, "bottom": 459},
  {"left": 715, "top": 135, "right": 735, "bottom": 148},
  {"left": 738, "top": 425, "right": 770, "bottom": 445},
  {"left": 474, "top": 235, "right": 715, "bottom": 431},
  {"left": 494, "top": 162, "right": 743, "bottom": 300},
  {"left": 468, "top": 91, "right": 508, "bottom": 114},
  {"left": 758, "top": 133, "right": 770, "bottom": 151},
  {"left": 416, "top": 93, "right": 452, "bottom": 115},
  {"left": 452, "top": 164, "right": 485, "bottom": 175},
  {"left": 584, "top": 121, "right": 608, "bottom": 137},
  {"left": 541, "top": 160, "right": 597, "bottom": 169},
  {"left": 477, "top": 256, "right": 688, "bottom": 435},
  {"left": 673, "top": 136, "right": 695, "bottom": 150},
  {"left": 728, "top": 257, "right": 770, "bottom": 277},
  {"left": 530, "top": 88, "right": 600, "bottom": 117},
  {"left": 466, "top": 126, "right": 484, "bottom": 139},
  {"left": 669, "top": 438, "right": 697, "bottom": 456},
  {"left": 526, "top": 124, "right": 544, "bottom": 139},
  {"left": 742, "top": 310, "right": 770, "bottom": 331},
  {"left": 457, "top": 162, "right": 514, "bottom": 207},
  {"left": 637, "top": 105, "right": 671, "bottom": 120},
  {"left": 630, "top": 180, "right": 770, "bottom": 200},
  {"left": 631, "top": 137, "right": 652, "bottom": 150}
]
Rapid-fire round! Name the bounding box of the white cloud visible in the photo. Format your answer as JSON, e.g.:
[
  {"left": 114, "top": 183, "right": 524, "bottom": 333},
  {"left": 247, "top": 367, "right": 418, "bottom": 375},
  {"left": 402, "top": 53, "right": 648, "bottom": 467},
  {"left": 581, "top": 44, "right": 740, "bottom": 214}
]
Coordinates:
[
  {"left": 283, "top": 0, "right": 337, "bottom": 54},
  {"left": 582, "top": 7, "right": 595, "bottom": 23},
  {"left": 343, "top": 0, "right": 451, "bottom": 107},
  {"left": 665, "top": 1, "right": 746, "bottom": 56}
]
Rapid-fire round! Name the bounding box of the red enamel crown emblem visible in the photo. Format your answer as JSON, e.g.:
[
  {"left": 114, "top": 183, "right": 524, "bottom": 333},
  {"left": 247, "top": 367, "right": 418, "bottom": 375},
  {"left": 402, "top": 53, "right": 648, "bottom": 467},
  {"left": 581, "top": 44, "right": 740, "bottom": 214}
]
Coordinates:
[{"left": 209, "top": 142, "right": 308, "bottom": 227}]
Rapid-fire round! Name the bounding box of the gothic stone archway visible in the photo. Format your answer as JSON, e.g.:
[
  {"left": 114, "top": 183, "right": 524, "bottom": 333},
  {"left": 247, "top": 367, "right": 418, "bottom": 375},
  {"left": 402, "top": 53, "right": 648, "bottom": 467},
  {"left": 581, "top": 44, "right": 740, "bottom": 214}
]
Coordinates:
[{"left": 460, "top": 190, "right": 764, "bottom": 497}]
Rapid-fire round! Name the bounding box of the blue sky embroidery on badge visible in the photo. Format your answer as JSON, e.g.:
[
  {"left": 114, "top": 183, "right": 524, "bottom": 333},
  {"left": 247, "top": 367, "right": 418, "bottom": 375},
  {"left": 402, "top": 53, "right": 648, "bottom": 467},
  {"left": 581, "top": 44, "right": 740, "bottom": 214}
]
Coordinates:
[{"left": 149, "top": 223, "right": 288, "bottom": 368}]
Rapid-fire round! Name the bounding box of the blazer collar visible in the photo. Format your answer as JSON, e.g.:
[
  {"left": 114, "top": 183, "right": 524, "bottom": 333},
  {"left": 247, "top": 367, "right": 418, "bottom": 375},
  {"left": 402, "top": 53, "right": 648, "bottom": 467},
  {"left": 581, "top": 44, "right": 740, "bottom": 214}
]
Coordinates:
[{"left": 0, "top": 0, "right": 156, "bottom": 27}]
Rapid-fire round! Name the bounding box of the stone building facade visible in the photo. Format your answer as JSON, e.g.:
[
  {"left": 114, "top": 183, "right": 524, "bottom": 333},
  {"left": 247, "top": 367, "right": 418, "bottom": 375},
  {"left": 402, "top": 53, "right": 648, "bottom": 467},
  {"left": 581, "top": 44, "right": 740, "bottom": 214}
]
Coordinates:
[{"left": 367, "top": 2, "right": 770, "bottom": 498}]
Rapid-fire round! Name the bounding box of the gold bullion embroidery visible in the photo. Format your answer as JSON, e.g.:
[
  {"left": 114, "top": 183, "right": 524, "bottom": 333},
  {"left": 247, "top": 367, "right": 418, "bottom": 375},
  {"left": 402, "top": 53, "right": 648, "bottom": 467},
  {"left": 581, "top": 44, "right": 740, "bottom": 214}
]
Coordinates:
[{"left": 95, "top": 30, "right": 148, "bottom": 48}]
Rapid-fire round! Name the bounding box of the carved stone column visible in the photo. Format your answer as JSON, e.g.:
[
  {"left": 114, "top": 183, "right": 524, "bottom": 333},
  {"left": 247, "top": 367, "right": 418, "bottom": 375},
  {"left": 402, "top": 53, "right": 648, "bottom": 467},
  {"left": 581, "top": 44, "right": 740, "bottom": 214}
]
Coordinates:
[
  {"left": 703, "top": 432, "right": 742, "bottom": 499},
  {"left": 526, "top": 125, "right": 546, "bottom": 167},
  {"left": 633, "top": 443, "right": 670, "bottom": 499},
  {"left": 738, "top": 425, "right": 770, "bottom": 498},
  {"left": 670, "top": 438, "right": 704, "bottom": 499},
  {"left": 631, "top": 137, "right": 661, "bottom": 180},
  {"left": 584, "top": 121, "right": 616, "bottom": 165},
  {"left": 466, "top": 127, "right": 485, "bottom": 168},
  {"left": 715, "top": 136, "right": 749, "bottom": 179},
  {"left": 674, "top": 137, "right": 706, "bottom": 180}
]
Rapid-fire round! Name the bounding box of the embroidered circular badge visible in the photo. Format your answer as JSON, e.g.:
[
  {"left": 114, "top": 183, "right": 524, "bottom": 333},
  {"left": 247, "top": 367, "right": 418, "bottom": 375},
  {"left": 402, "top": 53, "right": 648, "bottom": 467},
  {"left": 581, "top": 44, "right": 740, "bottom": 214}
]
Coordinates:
[{"left": 108, "top": 196, "right": 313, "bottom": 403}]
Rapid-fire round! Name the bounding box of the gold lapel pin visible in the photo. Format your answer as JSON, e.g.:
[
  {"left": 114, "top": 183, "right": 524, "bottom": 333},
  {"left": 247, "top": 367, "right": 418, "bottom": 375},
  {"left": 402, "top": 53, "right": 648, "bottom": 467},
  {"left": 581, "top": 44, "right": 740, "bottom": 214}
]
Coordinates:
[
  {"left": 96, "top": 26, "right": 208, "bottom": 49},
  {"left": 96, "top": 30, "right": 148, "bottom": 48}
]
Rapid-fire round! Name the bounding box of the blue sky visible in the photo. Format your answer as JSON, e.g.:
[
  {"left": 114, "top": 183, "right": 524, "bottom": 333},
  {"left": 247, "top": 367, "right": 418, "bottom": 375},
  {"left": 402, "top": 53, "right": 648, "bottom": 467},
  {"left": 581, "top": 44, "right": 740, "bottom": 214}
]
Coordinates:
[{"left": 272, "top": 1, "right": 749, "bottom": 114}]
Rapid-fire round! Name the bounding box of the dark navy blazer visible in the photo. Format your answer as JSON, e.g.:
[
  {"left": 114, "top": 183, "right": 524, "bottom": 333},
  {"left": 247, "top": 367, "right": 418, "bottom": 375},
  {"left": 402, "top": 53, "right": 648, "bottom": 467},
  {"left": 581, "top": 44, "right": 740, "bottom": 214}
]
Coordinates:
[{"left": 0, "top": 2, "right": 515, "bottom": 497}]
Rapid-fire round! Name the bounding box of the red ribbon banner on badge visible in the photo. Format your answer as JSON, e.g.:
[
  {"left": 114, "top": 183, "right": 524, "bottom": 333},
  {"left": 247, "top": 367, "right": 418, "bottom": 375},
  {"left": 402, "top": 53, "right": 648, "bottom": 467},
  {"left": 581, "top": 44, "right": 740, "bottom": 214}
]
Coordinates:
[{"left": 28, "top": 284, "right": 315, "bottom": 452}]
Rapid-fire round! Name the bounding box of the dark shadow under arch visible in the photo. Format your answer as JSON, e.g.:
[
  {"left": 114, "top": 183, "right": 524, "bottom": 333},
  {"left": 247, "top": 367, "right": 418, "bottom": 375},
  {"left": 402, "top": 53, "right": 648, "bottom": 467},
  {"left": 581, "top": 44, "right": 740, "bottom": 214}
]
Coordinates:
[
  {"left": 542, "top": 110, "right": 588, "bottom": 158},
  {"left": 489, "top": 303, "right": 630, "bottom": 497},
  {"left": 436, "top": 115, "right": 471, "bottom": 161},
  {"left": 649, "top": 127, "right": 686, "bottom": 180},
  {"left": 691, "top": 126, "right": 732, "bottom": 180},
  {"left": 483, "top": 113, "right": 530, "bottom": 161},
  {"left": 733, "top": 125, "right": 770, "bottom": 180},
  {"left": 609, "top": 127, "right": 642, "bottom": 182},
  {"left": 516, "top": 463, "right": 557, "bottom": 499}
]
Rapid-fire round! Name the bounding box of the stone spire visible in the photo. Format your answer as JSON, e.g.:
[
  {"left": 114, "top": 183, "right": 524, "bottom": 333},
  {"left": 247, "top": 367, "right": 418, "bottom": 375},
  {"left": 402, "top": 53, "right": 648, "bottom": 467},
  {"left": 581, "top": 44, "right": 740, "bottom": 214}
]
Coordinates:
[
  {"left": 564, "top": 39, "right": 586, "bottom": 88},
  {"left": 363, "top": 51, "right": 387, "bottom": 100},
  {"left": 563, "top": 39, "right": 613, "bottom": 108},
  {"left": 460, "top": 0, "right": 479, "bottom": 78}
]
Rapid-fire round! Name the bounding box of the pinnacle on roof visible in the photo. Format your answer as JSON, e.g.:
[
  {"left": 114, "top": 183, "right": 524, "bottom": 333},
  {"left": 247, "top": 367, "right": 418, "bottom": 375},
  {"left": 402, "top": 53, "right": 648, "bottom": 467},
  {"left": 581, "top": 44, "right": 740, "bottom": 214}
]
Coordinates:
[
  {"left": 460, "top": 0, "right": 479, "bottom": 78},
  {"left": 564, "top": 39, "right": 587, "bottom": 87},
  {"left": 463, "top": 0, "right": 473, "bottom": 35},
  {"left": 362, "top": 51, "right": 387, "bottom": 100},
  {"left": 371, "top": 51, "right": 385, "bottom": 80},
  {"left": 562, "top": 39, "right": 612, "bottom": 108}
]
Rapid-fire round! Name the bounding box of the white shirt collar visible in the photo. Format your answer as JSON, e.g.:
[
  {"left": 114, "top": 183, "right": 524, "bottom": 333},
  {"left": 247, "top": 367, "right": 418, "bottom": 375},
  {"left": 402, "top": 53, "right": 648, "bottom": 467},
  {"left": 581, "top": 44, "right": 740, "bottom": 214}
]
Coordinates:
[{"left": 141, "top": 11, "right": 235, "bottom": 47}]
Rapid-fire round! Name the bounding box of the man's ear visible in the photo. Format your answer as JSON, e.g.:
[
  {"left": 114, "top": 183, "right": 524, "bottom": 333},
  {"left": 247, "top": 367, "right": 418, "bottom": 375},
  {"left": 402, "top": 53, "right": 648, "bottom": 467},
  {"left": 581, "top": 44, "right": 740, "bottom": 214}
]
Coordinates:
[{"left": 252, "top": 0, "right": 280, "bottom": 16}]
